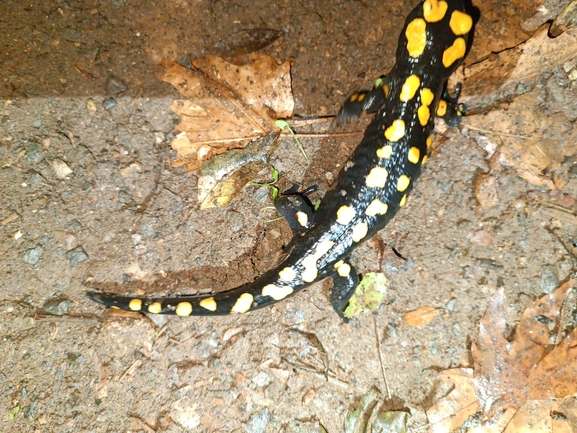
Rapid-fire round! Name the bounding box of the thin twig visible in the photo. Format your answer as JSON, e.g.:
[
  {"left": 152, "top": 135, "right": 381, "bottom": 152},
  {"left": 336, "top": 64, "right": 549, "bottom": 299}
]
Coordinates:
[{"left": 374, "top": 315, "right": 391, "bottom": 400}]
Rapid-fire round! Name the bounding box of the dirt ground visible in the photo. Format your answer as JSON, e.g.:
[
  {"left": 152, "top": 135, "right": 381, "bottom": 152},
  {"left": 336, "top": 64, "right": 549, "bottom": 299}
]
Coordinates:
[{"left": 1, "top": 0, "right": 576, "bottom": 432}]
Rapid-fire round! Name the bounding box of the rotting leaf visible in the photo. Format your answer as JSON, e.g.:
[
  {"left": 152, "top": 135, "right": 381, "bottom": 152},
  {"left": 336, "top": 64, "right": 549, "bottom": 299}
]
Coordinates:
[
  {"left": 461, "top": 27, "right": 577, "bottom": 189},
  {"left": 345, "top": 387, "right": 409, "bottom": 433},
  {"left": 198, "top": 131, "right": 279, "bottom": 209},
  {"left": 160, "top": 53, "right": 293, "bottom": 173},
  {"left": 402, "top": 306, "right": 440, "bottom": 327},
  {"left": 372, "top": 410, "right": 409, "bottom": 433},
  {"left": 427, "top": 280, "right": 577, "bottom": 433},
  {"left": 344, "top": 272, "right": 388, "bottom": 319},
  {"left": 345, "top": 387, "right": 381, "bottom": 433}
]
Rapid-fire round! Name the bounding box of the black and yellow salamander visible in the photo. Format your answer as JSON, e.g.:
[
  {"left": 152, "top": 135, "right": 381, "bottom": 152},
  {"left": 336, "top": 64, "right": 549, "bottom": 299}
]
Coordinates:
[{"left": 88, "top": 0, "right": 473, "bottom": 320}]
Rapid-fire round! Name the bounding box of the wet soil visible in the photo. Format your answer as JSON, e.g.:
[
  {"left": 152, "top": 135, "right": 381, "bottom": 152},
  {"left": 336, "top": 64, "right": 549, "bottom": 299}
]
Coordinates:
[{"left": 1, "top": 0, "right": 576, "bottom": 432}]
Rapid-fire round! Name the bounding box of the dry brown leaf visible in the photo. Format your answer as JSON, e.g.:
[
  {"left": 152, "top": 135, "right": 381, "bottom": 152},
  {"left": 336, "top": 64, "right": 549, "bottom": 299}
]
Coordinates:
[
  {"left": 402, "top": 306, "right": 440, "bottom": 326},
  {"left": 465, "top": 93, "right": 576, "bottom": 188},
  {"left": 461, "top": 27, "right": 577, "bottom": 189},
  {"left": 463, "top": 27, "right": 577, "bottom": 101},
  {"left": 427, "top": 280, "right": 577, "bottom": 433},
  {"left": 160, "top": 53, "right": 293, "bottom": 171}
]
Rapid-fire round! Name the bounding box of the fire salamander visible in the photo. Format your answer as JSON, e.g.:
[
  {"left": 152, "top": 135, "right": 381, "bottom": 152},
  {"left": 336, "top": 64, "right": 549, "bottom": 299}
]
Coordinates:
[{"left": 88, "top": 0, "right": 473, "bottom": 321}]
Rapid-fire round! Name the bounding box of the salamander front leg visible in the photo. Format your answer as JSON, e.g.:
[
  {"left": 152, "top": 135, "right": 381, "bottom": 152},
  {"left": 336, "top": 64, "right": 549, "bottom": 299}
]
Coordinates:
[
  {"left": 330, "top": 260, "right": 359, "bottom": 323},
  {"left": 336, "top": 76, "right": 389, "bottom": 124}
]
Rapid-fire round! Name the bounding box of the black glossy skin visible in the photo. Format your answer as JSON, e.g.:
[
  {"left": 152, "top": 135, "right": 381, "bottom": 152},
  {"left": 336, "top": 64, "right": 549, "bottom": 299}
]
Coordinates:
[{"left": 88, "top": 0, "right": 471, "bottom": 319}]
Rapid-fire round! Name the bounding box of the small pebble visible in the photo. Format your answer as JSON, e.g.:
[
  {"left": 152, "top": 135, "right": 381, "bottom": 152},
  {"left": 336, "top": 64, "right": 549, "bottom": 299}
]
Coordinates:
[
  {"left": 66, "top": 246, "right": 89, "bottom": 265},
  {"left": 540, "top": 264, "right": 559, "bottom": 293},
  {"left": 469, "top": 230, "right": 492, "bottom": 246},
  {"left": 26, "top": 142, "right": 43, "bottom": 163},
  {"left": 52, "top": 158, "right": 73, "bottom": 179},
  {"left": 445, "top": 297, "right": 457, "bottom": 311},
  {"left": 251, "top": 372, "right": 271, "bottom": 387},
  {"left": 452, "top": 322, "right": 463, "bottom": 336},
  {"left": 106, "top": 75, "right": 128, "bottom": 94},
  {"left": 103, "top": 96, "right": 117, "bottom": 110},
  {"left": 473, "top": 174, "right": 499, "bottom": 208},
  {"left": 106, "top": 75, "right": 128, "bottom": 95},
  {"left": 27, "top": 170, "right": 47, "bottom": 184},
  {"left": 43, "top": 299, "right": 70, "bottom": 316},
  {"left": 23, "top": 245, "right": 44, "bottom": 265}
]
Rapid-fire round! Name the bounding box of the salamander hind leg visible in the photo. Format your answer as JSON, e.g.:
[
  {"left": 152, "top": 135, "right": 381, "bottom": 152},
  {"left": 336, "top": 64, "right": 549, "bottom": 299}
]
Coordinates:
[
  {"left": 329, "top": 260, "right": 359, "bottom": 323},
  {"left": 274, "top": 185, "right": 318, "bottom": 235},
  {"left": 437, "top": 83, "right": 466, "bottom": 126}
]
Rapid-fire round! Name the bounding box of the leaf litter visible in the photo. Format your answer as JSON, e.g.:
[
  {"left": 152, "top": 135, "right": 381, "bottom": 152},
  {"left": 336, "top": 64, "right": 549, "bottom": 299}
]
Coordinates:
[
  {"left": 427, "top": 280, "right": 577, "bottom": 432},
  {"left": 461, "top": 25, "right": 577, "bottom": 189},
  {"left": 159, "top": 53, "right": 294, "bottom": 207}
]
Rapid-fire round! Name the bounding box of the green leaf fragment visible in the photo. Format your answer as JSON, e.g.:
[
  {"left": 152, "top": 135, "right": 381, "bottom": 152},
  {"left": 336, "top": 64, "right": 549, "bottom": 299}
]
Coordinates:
[{"left": 344, "top": 272, "right": 388, "bottom": 319}]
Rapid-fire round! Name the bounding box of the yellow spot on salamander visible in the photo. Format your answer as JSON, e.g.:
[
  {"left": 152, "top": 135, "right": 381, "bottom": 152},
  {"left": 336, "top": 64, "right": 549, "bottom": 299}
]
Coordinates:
[
  {"left": 199, "top": 297, "right": 217, "bottom": 311},
  {"left": 296, "top": 211, "right": 309, "bottom": 227},
  {"left": 426, "top": 136, "right": 432, "bottom": 149},
  {"left": 408, "top": 147, "right": 420, "bottom": 164},
  {"left": 336, "top": 205, "right": 356, "bottom": 225},
  {"left": 399, "top": 194, "right": 407, "bottom": 207},
  {"left": 352, "top": 222, "right": 369, "bottom": 242},
  {"left": 334, "top": 260, "right": 344, "bottom": 269},
  {"left": 399, "top": 75, "right": 420, "bottom": 102},
  {"left": 397, "top": 175, "right": 410, "bottom": 192},
  {"left": 418, "top": 105, "right": 430, "bottom": 126},
  {"left": 358, "top": 93, "right": 366, "bottom": 102},
  {"left": 450, "top": 10, "right": 473, "bottom": 35},
  {"left": 176, "top": 302, "right": 193, "bottom": 316},
  {"left": 383, "top": 84, "right": 389, "bottom": 97},
  {"left": 301, "top": 240, "right": 334, "bottom": 282},
  {"left": 148, "top": 302, "right": 162, "bottom": 314},
  {"left": 385, "top": 119, "right": 405, "bottom": 142},
  {"left": 316, "top": 240, "right": 335, "bottom": 257},
  {"left": 301, "top": 257, "right": 318, "bottom": 282},
  {"left": 262, "top": 284, "right": 294, "bottom": 301},
  {"left": 423, "top": 0, "right": 448, "bottom": 22},
  {"left": 421, "top": 88, "right": 434, "bottom": 106},
  {"left": 365, "top": 199, "right": 388, "bottom": 217},
  {"left": 418, "top": 88, "right": 435, "bottom": 126},
  {"left": 376, "top": 144, "right": 393, "bottom": 159},
  {"left": 365, "top": 166, "right": 388, "bottom": 188},
  {"left": 437, "top": 100, "right": 447, "bottom": 117},
  {"left": 405, "top": 18, "right": 427, "bottom": 58},
  {"left": 279, "top": 266, "right": 297, "bottom": 282},
  {"left": 231, "top": 293, "right": 253, "bottom": 314},
  {"left": 128, "top": 299, "right": 142, "bottom": 311},
  {"left": 422, "top": 155, "right": 428, "bottom": 165},
  {"left": 443, "top": 37, "right": 466, "bottom": 68},
  {"left": 337, "top": 263, "right": 351, "bottom": 277},
  {"left": 350, "top": 93, "right": 359, "bottom": 102}
]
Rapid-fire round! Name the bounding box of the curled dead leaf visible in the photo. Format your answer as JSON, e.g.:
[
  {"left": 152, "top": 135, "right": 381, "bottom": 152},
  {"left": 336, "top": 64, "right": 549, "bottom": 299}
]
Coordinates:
[
  {"left": 160, "top": 53, "right": 293, "bottom": 172},
  {"left": 427, "top": 280, "right": 577, "bottom": 432}
]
